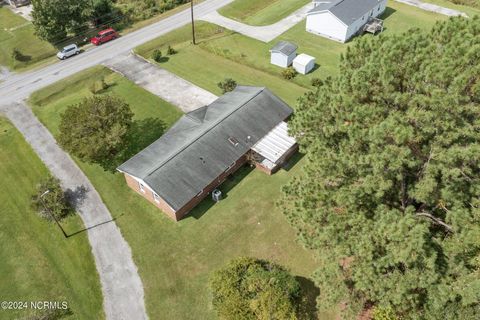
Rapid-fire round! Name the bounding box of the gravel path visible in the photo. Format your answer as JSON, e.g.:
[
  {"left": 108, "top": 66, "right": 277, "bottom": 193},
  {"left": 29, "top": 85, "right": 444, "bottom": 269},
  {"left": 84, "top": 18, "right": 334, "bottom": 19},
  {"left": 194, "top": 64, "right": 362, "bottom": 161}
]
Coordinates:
[
  {"left": 200, "top": 2, "right": 314, "bottom": 42},
  {"left": 0, "top": 102, "right": 148, "bottom": 319},
  {"left": 394, "top": 0, "right": 468, "bottom": 17},
  {"left": 105, "top": 53, "right": 217, "bottom": 112}
]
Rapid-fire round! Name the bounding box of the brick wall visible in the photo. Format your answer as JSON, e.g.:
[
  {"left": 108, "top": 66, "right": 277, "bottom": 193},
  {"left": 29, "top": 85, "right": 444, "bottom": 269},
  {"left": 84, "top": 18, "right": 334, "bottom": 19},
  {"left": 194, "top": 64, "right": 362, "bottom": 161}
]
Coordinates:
[{"left": 122, "top": 154, "right": 248, "bottom": 221}]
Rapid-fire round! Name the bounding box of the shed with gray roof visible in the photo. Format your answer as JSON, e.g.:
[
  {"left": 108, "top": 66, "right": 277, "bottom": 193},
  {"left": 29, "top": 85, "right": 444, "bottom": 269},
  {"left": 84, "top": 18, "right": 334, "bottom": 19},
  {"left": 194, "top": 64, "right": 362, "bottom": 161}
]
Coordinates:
[
  {"left": 306, "top": 0, "right": 387, "bottom": 42},
  {"left": 117, "top": 86, "right": 298, "bottom": 221},
  {"left": 269, "top": 41, "right": 298, "bottom": 68}
]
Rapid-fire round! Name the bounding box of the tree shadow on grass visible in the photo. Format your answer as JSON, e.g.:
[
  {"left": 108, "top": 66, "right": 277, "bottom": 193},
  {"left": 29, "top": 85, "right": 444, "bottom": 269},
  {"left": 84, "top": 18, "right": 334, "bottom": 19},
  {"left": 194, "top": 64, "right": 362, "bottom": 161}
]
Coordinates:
[
  {"left": 296, "top": 276, "right": 320, "bottom": 320},
  {"left": 100, "top": 117, "right": 167, "bottom": 172}
]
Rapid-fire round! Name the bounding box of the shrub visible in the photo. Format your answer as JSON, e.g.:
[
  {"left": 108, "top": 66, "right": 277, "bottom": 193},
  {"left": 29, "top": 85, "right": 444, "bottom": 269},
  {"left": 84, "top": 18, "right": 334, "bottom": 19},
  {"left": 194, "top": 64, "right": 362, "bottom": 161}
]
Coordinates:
[
  {"left": 167, "top": 45, "right": 177, "bottom": 55},
  {"left": 282, "top": 67, "right": 297, "bottom": 80},
  {"left": 89, "top": 77, "right": 109, "bottom": 94},
  {"left": 210, "top": 257, "right": 305, "bottom": 320},
  {"left": 217, "top": 78, "right": 237, "bottom": 94},
  {"left": 311, "top": 78, "right": 323, "bottom": 87},
  {"left": 31, "top": 175, "right": 74, "bottom": 222},
  {"left": 11, "top": 48, "right": 21, "bottom": 61},
  {"left": 152, "top": 49, "right": 162, "bottom": 62}
]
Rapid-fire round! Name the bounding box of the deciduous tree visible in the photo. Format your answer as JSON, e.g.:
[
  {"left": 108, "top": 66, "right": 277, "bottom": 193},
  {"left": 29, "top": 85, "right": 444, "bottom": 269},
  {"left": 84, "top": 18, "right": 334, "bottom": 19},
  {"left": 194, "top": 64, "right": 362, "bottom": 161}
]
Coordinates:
[
  {"left": 210, "top": 257, "right": 305, "bottom": 320},
  {"left": 281, "top": 17, "right": 480, "bottom": 319},
  {"left": 58, "top": 95, "right": 133, "bottom": 168}
]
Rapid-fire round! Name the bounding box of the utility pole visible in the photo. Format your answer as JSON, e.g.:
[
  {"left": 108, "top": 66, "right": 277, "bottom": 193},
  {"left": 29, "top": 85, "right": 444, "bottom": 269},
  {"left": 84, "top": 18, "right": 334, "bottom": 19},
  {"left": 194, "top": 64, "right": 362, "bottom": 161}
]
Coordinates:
[
  {"left": 40, "top": 190, "right": 69, "bottom": 238},
  {"left": 191, "top": 0, "right": 196, "bottom": 45}
]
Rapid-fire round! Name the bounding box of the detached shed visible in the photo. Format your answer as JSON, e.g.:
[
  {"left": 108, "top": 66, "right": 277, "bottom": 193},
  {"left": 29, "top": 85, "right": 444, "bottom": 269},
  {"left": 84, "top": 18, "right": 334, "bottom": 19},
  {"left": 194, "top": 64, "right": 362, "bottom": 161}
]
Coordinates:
[
  {"left": 293, "top": 54, "right": 315, "bottom": 75},
  {"left": 269, "top": 41, "right": 298, "bottom": 68}
]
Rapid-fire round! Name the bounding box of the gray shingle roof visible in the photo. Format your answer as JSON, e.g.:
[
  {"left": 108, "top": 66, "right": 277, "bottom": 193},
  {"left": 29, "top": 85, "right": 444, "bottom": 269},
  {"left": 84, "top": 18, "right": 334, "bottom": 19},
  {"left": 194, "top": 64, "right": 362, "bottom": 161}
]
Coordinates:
[
  {"left": 117, "top": 86, "right": 293, "bottom": 211},
  {"left": 308, "top": 0, "right": 384, "bottom": 25},
  {"left": 270, "top": 41, "right": 298, "bottom": 56}
]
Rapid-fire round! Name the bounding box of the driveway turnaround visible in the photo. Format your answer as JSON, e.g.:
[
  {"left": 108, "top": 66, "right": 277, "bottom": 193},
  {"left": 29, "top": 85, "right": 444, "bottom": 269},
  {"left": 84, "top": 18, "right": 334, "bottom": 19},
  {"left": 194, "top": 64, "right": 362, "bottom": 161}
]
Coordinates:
[
  {"left": 199, "top": 3, "right": 314, "bottom": 43},
  {"left": 0, "top": 103, "right": 148, "bottom": 319},
  {"left": 394, "top": 0, "right": 467, "bottom": 17},
  {"left": 105, "top": 53, "right": 217, "bottom": 112}
]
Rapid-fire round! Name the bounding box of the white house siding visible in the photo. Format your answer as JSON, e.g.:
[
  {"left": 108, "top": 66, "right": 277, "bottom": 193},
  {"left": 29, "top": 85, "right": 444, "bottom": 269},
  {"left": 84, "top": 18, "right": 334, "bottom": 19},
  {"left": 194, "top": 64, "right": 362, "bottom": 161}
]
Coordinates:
[
  {"left": 306, "top": 12, "right": 347, "bottom": 42},
  {"left": 345, "top": 1, "right": 387, "bottom": 40},
  {"left": 270, "top": 52, "right": 296, "bottom": 68}
]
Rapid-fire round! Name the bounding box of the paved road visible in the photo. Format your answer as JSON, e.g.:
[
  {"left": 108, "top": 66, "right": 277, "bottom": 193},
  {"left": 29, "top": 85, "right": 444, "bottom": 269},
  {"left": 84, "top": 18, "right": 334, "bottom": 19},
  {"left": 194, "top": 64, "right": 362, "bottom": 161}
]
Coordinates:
[
  {"left": 0, "top": 0, "right": 234, "bottom": 105},
  {"left": 105, "top": 53, "right": 217, "bottom": 112},
  {"left": 200, "top": 2, "right": 314, "bottom": 42},
  {"left": 0, "top": 102, "right": 147, "bottom": 320},
  {"left": 394, "top": 0, "right": 468, "bottom": 17}
]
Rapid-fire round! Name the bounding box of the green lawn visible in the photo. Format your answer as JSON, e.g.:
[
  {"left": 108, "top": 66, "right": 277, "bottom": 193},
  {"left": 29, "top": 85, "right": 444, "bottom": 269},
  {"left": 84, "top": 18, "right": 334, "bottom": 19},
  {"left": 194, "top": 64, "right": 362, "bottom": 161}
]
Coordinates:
[
  {"left": 425, "top": 0, "right": 480, "bottom": 16},
  {"left": 0, "top": 117, "right": 103, "bottom": 320},
  {"left": 29, "top": 67, "right": 321, "bottom": 319},
  {"left": 136, "top": 1, "right": 446, "bottom": 92},
  {"left": 218, "top": 0, "right": 310, "bottom": 26},
  {"left": 0, "top": 7, "right": 57, "bottom": 71}
]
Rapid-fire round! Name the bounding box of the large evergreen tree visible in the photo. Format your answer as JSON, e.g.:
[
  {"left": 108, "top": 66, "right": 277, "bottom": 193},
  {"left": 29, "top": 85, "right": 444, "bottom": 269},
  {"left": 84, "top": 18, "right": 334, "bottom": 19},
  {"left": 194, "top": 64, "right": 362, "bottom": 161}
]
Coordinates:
[{"left": 281, "top": 17, "right": 480, "bottom": 319}]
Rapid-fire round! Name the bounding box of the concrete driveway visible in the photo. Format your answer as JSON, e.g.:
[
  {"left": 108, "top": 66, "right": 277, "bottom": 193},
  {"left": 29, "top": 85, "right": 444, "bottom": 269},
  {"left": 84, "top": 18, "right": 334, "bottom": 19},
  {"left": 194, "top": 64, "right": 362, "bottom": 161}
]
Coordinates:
[
  {"left": 199, "top": 2, "right": 314, "bottom": 43},
  {"left": 105, "top": 53, "right": 217, "bottom": 112},
  {"left": 0, "top": 102, "right": 148, "bottom": 320}
]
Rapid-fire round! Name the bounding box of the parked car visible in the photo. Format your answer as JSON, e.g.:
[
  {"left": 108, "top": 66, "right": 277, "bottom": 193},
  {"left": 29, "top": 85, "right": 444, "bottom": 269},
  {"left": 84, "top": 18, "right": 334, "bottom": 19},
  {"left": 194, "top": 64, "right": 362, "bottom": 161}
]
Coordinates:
[
  {"left": 56, "top": 44, "right": 80, "bottom": 60},
  {"left": 90, "top": 28, "right": 119, "bottom": 46}
]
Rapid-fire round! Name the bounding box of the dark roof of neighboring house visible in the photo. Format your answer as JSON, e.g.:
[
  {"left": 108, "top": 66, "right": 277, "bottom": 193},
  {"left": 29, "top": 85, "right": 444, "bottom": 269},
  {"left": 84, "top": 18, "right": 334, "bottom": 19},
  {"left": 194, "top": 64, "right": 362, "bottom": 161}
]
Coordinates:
[
  {"left": 117, "top": 86, "right": 293, "bottom": 211},
  {"left": 308, "top": 0, "right": 384, "bottom": 25},
  {"left": 270, "top": 41, "right": 298, "bottom": 56}
]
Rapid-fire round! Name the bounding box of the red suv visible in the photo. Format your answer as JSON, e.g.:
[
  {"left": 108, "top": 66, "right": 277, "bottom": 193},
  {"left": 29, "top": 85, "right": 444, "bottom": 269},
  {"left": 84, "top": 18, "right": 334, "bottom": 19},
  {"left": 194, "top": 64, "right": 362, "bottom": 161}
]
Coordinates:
[{"left": 90, "top": 28, "right": 118, "bottom": 46}]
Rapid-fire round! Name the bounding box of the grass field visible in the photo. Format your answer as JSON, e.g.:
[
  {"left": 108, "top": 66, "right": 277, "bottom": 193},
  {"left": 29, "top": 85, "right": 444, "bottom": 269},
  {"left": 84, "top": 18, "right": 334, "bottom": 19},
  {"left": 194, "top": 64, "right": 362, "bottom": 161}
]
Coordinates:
[
  {"left": 0, "top": 117, "right": 104, "bottom": 320},
  {"left": 0, "top": 6, "right": 57, "bottom": 71},
  {"left": 29, "top": 67, "right": 322, "bottom": 319},
  {"left": 136, "top": 1, "right": 446, "bottom": 92},
  {"left": 426, "top": 0, "right": 480, "bottom": 16},
  {"left": 218, "top": 0, "right": 310, "bottom": 26}
]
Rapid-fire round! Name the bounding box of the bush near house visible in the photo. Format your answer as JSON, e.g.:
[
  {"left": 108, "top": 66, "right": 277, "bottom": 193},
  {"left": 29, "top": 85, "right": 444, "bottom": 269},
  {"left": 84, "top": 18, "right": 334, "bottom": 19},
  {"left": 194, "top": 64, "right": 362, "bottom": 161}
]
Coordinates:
[
  {"left": 217, "top": 78, "right": 237, "bottom": 93},
  {"left": 282, "top": 66, "right": 297, "bottom": 80}
]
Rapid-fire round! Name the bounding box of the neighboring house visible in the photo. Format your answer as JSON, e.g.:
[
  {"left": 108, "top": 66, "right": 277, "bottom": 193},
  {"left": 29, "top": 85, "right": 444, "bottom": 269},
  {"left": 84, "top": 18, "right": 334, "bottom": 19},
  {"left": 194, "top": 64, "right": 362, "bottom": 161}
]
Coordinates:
[
  {"left": 293, "top": 54, "right": 316, "bottom": 75},
  {"left": 306, "top": 0, "right": 387, "bottom": 42},
  {"left": 117, "top": 86, "right": 298, "bottom": 221},
  {"left": 7, "top": 0, "right": 30, "bottom": 7},
  {"left": 270, "top": 41, "right": 298, "bottom": 68}
]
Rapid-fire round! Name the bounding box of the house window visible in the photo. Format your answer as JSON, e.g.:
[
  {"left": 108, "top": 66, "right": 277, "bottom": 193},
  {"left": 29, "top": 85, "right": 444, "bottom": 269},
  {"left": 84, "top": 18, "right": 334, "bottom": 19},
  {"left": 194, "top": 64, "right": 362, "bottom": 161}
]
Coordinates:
[
  {"left": 153, "top": 192, "right": 160, "bottom": 203},
  {"left": 139, "top": 182, "right": 145, "bottom": 193}
]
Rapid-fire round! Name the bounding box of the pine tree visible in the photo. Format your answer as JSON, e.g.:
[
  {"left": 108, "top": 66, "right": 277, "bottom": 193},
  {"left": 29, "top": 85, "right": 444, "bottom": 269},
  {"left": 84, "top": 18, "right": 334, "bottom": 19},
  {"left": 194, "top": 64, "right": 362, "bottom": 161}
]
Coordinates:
[{"left": 281, "top": 17, "right": 480, "bottom": 319}]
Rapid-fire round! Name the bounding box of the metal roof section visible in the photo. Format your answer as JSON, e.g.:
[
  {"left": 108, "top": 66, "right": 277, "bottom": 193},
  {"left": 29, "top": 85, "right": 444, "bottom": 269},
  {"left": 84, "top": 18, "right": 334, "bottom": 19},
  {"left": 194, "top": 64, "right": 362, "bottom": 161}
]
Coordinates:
[
  {"left": 252, "top": 121, "right": 296, "bottom": 164},
  {"left": 270, "top": 41, "right": 298, "bottom": 56},
  {"left": 117, "top": 86, "right": 293, "bottom": 211},
  {"left": 308, "top": 0, "right": 384, "bottom": 25}
]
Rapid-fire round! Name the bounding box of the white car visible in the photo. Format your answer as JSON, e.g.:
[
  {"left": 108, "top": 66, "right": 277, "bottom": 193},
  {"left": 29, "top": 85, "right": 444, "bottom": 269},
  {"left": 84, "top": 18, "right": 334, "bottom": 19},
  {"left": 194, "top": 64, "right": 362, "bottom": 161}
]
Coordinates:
[{"left": 56, "top": 44, "right": 80, "bottom": 60}]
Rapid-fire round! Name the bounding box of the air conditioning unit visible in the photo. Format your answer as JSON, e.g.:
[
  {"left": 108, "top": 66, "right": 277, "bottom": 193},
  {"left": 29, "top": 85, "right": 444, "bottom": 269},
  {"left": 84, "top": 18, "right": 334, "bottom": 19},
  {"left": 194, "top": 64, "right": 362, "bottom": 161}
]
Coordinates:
[{"left": 212, "top": 189, "right": 222, "bottom": 202}]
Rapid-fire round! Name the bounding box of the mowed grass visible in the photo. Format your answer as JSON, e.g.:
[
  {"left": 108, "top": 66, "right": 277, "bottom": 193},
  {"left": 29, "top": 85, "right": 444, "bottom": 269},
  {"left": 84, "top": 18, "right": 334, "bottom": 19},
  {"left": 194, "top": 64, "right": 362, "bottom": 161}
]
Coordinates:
[
  {"left": 421, "top": 0, "right": 480, "bottom": 16},
  {"left": 136, "top": 2, "right": 446, "bottom": 91},
  {"left": 29, "top": 67, "right": 320, "bottom": 319},
  {"left": 0, "top": 118, "right": 104, "bottom": 320},
  {"left": 218, "top": 0, "right": 310, "bottom": 26},
  {"left": 0, "top": 6, "right": 56, "bottom": 71}
]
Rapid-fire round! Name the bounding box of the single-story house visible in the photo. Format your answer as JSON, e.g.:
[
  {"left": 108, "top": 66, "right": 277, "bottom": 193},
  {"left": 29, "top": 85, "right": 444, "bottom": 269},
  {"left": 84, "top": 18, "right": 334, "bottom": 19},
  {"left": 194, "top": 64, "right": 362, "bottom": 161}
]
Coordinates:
[
  {"left": 117, "top": 86, "right": 298, "bottom": 221},
  {"left": 306, "top": 0, "right": 387, "bottom": 42},
  {"left": 293, "top": 54, "right": 316, "bottom": 75},
  {"left": 270, "top": 41, "right": 298, "bottom": 68},
  {"left": 7, "top": 0, "right": 30, "bottom": 7}
]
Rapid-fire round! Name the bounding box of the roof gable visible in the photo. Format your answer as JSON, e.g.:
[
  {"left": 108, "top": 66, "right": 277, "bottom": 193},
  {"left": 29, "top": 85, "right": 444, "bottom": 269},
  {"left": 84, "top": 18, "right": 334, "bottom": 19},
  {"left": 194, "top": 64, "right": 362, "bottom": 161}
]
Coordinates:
[
  {"left": 118, "top": 86, "right": 293, "bottom": 211},
  {"left": 308, "top": 0, "right": 385, "bottom": 25}
]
